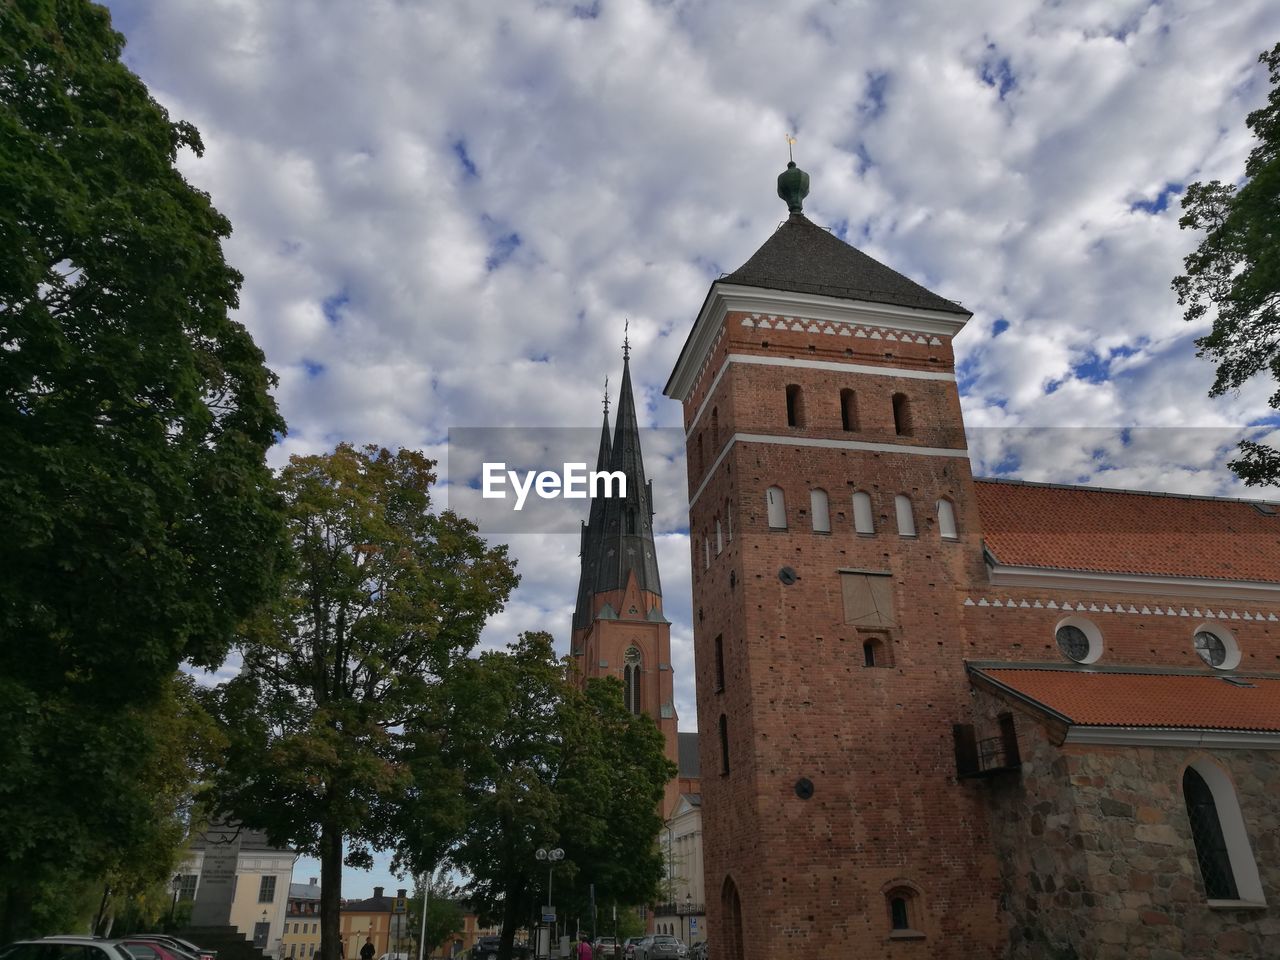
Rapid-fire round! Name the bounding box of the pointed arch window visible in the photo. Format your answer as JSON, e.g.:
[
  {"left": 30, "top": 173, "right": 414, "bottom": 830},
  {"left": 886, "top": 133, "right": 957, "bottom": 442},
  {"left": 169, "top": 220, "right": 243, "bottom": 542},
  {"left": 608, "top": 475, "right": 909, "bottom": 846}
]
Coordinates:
[
  {"left": 766, "top": 486, "right": 787, "bottom": 529},
  {"left": 853, "top": 491, "right": 875, "bottom": 535},
  {"left": 810, "top": 489, "right": 830, "bottom": 533},
  {"left": 936, "top": 498, "right": 958, "bottom": 540},
  {"left": 895, "top": 495, "right": 916, "bottom": 537},
  {"left": 623, "top": 646, "right": 642, "bottom": 715},
  {"left": 841, "top": 389, "right": 859, "bottom": 431},
  {"left": 892, "top": 393, "right": 913, "bottom": 437},
  {"left": 1183, "top": 760, "right": 1264, "bottom": 903},
  {"left": 715, "top": 517, "right": 724, "bottom": 554}
]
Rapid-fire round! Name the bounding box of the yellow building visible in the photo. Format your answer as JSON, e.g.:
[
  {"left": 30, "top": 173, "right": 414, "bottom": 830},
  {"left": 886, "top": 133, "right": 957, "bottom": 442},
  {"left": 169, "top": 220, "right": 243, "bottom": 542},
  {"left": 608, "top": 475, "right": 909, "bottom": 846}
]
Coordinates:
[
  {"left": 340, "top": 887, "right": 402, "bottom": 959},
  {"left": 279, "top": 879, "right": 322, "bottom": 960}
]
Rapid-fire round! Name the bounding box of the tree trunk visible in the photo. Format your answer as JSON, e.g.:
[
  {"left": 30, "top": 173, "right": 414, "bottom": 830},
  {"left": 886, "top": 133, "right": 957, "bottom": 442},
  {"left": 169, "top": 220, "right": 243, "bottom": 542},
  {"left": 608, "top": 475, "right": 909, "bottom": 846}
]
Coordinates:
[
  {"left": 320, "top": 825, "right": 344, "bottom": 960},
  {"left": 498, "top": 880, "right": 525, "bottom": 960}
]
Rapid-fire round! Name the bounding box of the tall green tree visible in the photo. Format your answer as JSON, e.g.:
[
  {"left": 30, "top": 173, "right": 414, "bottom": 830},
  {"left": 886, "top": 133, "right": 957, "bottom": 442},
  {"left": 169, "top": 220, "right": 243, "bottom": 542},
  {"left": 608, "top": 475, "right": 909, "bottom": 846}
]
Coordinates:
[
  {"left": 1175, "top": 42, "right": 1280, "bottom": 485},
  {"left": 206, "top": 444, "right": 517, "bottom": 960},
  {"left": 0, "top": 0, "right": 284, "bottom": 937},
  {"left": 417, "top": 634, "right": 673, "bottom": 960}
]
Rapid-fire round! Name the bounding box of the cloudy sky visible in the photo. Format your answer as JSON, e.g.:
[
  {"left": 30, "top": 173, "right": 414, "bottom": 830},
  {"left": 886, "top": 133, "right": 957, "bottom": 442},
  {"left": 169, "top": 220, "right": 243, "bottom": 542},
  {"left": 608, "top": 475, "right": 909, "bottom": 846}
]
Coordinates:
[{"left": 101, "top": 0, "right": 1280, "bottom": 896}]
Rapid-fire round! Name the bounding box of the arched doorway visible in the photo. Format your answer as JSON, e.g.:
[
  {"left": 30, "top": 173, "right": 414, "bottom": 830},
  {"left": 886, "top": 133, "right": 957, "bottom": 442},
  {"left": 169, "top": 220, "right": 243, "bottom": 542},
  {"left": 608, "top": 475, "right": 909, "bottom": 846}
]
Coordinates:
[{"left": 721, "top": 876, "right": 744, "bottom": 960}]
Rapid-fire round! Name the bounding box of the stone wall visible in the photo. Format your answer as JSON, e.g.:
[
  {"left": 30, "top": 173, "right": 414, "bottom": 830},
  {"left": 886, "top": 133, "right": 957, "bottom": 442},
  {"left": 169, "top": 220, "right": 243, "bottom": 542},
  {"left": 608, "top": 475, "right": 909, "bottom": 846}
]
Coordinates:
[{"left": 974, "top": 690, "right": 1280, "bottom": 958}]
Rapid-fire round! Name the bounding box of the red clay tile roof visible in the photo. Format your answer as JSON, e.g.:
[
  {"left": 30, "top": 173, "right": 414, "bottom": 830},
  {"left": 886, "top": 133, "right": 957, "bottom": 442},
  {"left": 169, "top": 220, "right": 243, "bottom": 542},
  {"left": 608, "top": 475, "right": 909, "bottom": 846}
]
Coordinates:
[
  {"left": 975, "top": 667, "right": 1280, "bottom": 732},
  {"left": 974, "top": 479, "right": 1280, "bottom": 584}
]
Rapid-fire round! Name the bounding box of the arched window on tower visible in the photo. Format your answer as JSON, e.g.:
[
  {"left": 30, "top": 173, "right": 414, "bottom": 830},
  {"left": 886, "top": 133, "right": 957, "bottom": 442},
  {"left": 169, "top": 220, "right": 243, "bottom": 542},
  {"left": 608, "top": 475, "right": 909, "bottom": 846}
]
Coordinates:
[
  {"left": 715, "top": 517, "right": 724, "bottom": 554},
  {"left": 766, "top": 486, "right": 787, "bottom": 529},
  {"left": 810, "top": 489, "right": 830, "bottom": 533},
  {"left": 623, "top": 646, "right": 642, "bottom": 716},
  {"left": 711, "top": 406, "right": 719, "bottom": 447},
  {"left": 1183, "top": 760, "right": 1265, "bottom": 903},
  {"left": 895, "top": 495, "right": 916, "bottom": 537},
  {"left": 936, "top": 498, "right": 958, "bottom": 540},
  {"left": 718, "top": 713, "right": 730, "bottom": 774},
  {"left": 853, "top": 491, "right": 875, "bottom": 535},
  {"left": 841, "top": 389, "right": 859, "bottom": 431},
  {"left": 785, "top": 384, "right": 805, "bottom": 427},
  {"left": 714, "top": 634, "right": 725, "bottom": 692},
  {"left": 892, "top": 393, "right": 913, "bottom": 437}
]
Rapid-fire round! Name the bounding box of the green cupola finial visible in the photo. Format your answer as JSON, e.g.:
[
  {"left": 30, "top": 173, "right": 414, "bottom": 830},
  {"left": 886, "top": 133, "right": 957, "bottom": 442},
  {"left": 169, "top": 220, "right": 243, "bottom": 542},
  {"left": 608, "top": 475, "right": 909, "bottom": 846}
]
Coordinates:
[{"left": 777, "top": 135, "right": 809, "bottom": 215}]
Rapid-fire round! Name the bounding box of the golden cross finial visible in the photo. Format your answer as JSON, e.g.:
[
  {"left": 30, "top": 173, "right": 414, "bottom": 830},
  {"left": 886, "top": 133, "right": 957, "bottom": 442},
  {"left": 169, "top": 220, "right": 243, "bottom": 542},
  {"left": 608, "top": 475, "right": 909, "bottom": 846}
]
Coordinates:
[
  {"left": 603, "top": 376, "right": 610, "bottom": 415},
  {"left": 786, "top": 134, "right": 797, "bottom": 163},
  {"left": 622, "top": 318, "right": 630, "bottom": 359}
]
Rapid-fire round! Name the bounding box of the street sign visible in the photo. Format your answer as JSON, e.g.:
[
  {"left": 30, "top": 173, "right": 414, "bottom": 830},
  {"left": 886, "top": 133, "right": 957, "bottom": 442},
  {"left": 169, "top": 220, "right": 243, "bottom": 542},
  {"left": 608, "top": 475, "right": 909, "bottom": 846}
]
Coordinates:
[
  {"left": 541, "top": 906, "right": 556, "bottom": 924},
  {"left": 393, "top": 897, "right": 407, "bottom": 914},
  {"left": 689, "top": 919, "right": 697, "bottom": 932}
]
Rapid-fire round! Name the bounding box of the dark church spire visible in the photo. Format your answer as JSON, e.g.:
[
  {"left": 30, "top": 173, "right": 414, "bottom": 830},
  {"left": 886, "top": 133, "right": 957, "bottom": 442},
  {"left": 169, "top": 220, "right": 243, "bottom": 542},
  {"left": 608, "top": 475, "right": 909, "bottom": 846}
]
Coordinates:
[
  {"left": 572, "top": 402, "right": 613, "bottom": 632},
  {"left": 593, "top": 348, "right": 661, "bottom": 598}
]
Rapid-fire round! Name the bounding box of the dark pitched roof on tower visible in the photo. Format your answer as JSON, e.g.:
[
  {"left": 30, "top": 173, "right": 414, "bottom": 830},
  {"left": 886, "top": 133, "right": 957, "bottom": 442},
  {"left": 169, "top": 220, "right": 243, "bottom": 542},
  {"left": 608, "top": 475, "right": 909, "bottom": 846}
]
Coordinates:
[
  {"left": 594, "top": 352, "right": 662, "bottom": 597},
  {"left": 573, "top": 409, "right": 613, "bottom": 632},
  {"left": 722, "top": 211, "right": 970, "bottom": 316}
]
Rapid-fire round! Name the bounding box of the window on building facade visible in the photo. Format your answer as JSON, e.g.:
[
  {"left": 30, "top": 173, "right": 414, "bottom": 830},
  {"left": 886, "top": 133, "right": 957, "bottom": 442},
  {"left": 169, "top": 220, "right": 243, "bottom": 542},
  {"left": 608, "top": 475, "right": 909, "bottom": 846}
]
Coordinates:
[
  {"left": 894, "top": 495, "right": 915, "bottom": 537},
  {"left": 1054, "top": 618, "right": 1103, "bottom": 663},
  {"left": 1183, "top": 766, "right": 1239, "bottom": 900},
  {"left": 840, "top": 388, "right": 859, "bottom": 431},
  {"left": 810, "top": 489, "right": 830, "bottom": 533},
  {"left": 258, "top": 875, "right": 276, "bottom": 903},
  {"left": 766, "top": 486, "right": 787, "bottom": 529},
  {"left": 711, "top": 406, "right": 719, "bottom": 447},
  {"left": 715, "top": 518, "right": 723, "bottom": 554},
  {"left": 890, "top": 896, "right": 909, "bottom": 930},
  {"left": 725, "top": 500, "right": 733, "bottom": 541},
  {"left": 714, "top": 635, "right": 725, "bottom": 692},
  {"left": 179, "top": 875, "right": 198, "bottom": 901},
  {"left": 852, "top": 491, "right": 874, "bottom": 534},
  {"left": 785, "top": 384, "right": 805, "bottom": 427},
  {"left": 718, "top": 714, "right": 730, "bottom": 775},
  {"left": 863, "top": 639, "right": 877, "bottom": 667},
  {"left": 936, "top": 498, "right": 958, "bottom": 539},
  {"left": 624, "top": 646, "right": 642, "bottom": 715},
  {"left": 892, "top": 393, "right": 913, "bottom": 436}
]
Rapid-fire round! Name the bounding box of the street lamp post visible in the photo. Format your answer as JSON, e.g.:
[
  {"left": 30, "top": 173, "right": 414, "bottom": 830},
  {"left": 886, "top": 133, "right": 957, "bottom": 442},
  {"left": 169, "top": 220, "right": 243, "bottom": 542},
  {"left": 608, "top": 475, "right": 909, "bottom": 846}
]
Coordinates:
[
  {"left": 168, "top": 875, "right": 182, "bottom": 930},
  {"left": 682, "top": 894, "right": 691, "bottom": 945},
  {"left": 534, "top": 848, "right": 563, "bottom": 960}
]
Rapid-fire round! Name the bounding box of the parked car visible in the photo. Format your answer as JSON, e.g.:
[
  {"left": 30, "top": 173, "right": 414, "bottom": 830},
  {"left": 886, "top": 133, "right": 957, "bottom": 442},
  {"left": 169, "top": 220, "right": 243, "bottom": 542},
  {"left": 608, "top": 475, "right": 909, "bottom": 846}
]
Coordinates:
[
  {"left": 621, "top": 938, "right": 645, "bottom": 960},
  {"left": 0, "top": 938, "right": 135, "bottom": 960},
  {"left": 634, "top": 936, "right": 684, "bottom": 960},
  {"left": 591, "top": 938, "right": 616, "bottom": 957},
  {"left": 118, "top": 941, "right": 192, "bottom": 960},
  {"left": 468, "top": 937, "right": 530, "bottom": 960},
  {"left": 121, "top": 938, "right": 212, "bottom": 960}
]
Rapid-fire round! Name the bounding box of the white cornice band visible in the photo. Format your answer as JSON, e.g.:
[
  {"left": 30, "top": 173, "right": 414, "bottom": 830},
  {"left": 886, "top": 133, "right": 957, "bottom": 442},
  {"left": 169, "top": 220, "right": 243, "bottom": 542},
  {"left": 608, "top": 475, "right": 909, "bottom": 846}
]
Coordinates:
[
  {"left": 1064, "top": 726, "right": 1280, "bottom": 749},
  {"left": 987, "top": 563, "right": 1280, "bottom": 603},
  {"left": 665, "top": 283, "right": 970, "bottom": 402}
]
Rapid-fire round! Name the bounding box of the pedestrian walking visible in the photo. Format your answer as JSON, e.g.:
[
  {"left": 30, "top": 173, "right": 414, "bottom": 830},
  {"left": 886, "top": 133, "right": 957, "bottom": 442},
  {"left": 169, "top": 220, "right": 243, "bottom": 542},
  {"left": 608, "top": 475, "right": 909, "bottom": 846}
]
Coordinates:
[
  {"left": 574, "top": 936, "right": 592, "bottom": 960},
  {"left": 361, "top": 938, "right": 376, "bottom": 960}
]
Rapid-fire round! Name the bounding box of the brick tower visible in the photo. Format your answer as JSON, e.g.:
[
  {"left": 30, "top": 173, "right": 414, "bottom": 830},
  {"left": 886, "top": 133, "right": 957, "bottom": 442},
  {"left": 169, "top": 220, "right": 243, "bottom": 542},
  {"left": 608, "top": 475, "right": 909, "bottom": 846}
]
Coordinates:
[
  {"left": 663, "top": 164, "right": 1005, "bottom": 958},
  {"left": 572, "top": 345, "right": 685, "bottom": 817}
]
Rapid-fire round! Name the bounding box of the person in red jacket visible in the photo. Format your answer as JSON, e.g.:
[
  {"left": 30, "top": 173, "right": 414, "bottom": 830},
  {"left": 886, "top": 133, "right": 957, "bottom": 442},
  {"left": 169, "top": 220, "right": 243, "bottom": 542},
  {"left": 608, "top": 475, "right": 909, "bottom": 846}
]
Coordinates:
[{"left": 575, "top": 936, "right": 593, "bottom": 960}]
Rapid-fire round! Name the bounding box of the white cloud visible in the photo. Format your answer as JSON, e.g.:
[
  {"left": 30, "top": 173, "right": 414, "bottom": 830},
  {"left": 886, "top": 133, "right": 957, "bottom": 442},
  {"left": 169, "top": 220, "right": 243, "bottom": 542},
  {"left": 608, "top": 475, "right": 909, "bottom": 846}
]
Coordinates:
[{"left": 104, "top": 0, "right": 1280, "bottom": 895}]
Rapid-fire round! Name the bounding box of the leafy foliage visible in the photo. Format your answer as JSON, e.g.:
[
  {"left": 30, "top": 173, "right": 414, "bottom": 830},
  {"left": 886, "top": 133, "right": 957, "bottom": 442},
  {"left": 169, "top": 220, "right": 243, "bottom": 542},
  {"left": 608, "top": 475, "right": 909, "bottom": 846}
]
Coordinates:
[
  {"left": 1175, "top": 43, "right": 1280, "bottom": 484},
  {"left": 0, "top": 0, "right": 283, "bottom": 937},
  {"left": 206, "top": 444, "right": 517, "bottom": 960},
  {"left": 412, "top": 634, "right": 674, "bottom": 960}
]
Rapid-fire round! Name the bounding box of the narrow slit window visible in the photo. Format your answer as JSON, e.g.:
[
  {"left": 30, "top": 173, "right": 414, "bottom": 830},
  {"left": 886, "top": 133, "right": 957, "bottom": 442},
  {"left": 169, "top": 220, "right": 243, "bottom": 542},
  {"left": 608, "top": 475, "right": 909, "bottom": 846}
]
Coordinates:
[
  {"left": 711, "top": 406, "right": 719, "bottom": 447},
  {"left": 895, "top": 494, "right": 916, "bottom": 537},
  {"left": 785, "top": 384, "right": 805, "bottom": 427},
  {"left": 853, "top": 491, "right": 875, "bottom": 534},
  {"left": 892, "top": 393, "right": 913, "bottom": 437},
  {"left": 810, "top": 489, "right": 830, "bottom": 533},
  {"left": 841, "top": 388, "right": 859, "bottom": 431},
  {"left": 715, "top": 517, "right": 724, "bottom": 554},
  {"left": 937, "top": 498, "right": 958, "bottom": 539},
  {"left": 766, "top": 486, "right": 787, "bottom": 529},
  {"left": 719, "top": 713, "right": 730, "bottom": 774},
  {"left": 714, "top": 634, "right": 725, "bottom": 692}
]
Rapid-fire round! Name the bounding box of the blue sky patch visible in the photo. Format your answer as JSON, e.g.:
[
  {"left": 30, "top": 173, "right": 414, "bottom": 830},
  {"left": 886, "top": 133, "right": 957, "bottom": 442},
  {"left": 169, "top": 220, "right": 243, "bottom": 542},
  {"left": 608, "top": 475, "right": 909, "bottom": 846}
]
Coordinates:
[
  {"left": 979, "top": 46, "right": 1016, "bottom": 100},
  {"left": 322, "top": 290, "right": 349, "bottom": 325},
  {"left": 302, "top": 359, "right": 325, "bottom": 378},
  {"left": 992, "top": 317, "right": 1010, "bottom": 336},
  {"left": 1130, "top": 181, "right": 1183, "bottom": 214},
  {"left": 859, "top": 72, "right": 890, "bottom": 119},
  {"left": 453, "top": 139, "right": 479, "bottom": 179},
  {"left": 486, "top": 231, "right": 522, "bottom": 271},
  {"left": 571, "top": 0, "right": 601, "bottom": 18}
]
